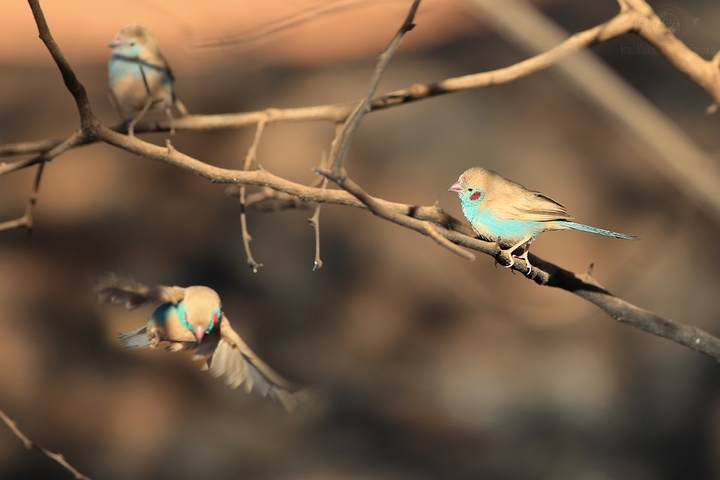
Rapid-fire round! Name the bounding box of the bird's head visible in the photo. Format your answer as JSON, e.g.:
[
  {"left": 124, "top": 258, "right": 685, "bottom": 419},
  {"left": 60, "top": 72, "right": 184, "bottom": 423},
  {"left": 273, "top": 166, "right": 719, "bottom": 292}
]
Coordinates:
[
  {"left": 449, "top": 167, "right": 493, "bottom": 205},
  {"left": 108, "top": 24, "right": 157, "bottom": 60},
  {"left": 176, "top": 286, "right": 223, "bottom": 343}
]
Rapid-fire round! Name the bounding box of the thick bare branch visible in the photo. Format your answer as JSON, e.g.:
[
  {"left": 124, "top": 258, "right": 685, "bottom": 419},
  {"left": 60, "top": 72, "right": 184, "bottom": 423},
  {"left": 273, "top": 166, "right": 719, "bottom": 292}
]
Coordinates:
[
  {"left": 316, "top": 168, "right": 477, "bottom": 262},
  {"left": 27, "top": 0, "right": 96, "bottom": 130},
  {"left": 536, "top": 258, "right": 720, "bottom": 360}
]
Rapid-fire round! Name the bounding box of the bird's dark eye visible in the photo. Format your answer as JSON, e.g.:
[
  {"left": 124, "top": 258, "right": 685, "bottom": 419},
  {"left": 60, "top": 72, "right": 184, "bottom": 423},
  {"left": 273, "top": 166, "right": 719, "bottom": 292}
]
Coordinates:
[
  {"left": 468, "top": 188, "right": 474, "bottom": 192},
  {"left": 129, "top": 41, "right": 135, "bottom": 47}
]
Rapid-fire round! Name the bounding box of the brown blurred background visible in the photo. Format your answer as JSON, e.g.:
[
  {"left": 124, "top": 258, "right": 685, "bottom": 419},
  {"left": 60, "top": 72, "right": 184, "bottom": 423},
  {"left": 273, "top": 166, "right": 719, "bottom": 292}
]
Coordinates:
[{"left": 2, "top": 0, "right": 720, "bottom": 479}]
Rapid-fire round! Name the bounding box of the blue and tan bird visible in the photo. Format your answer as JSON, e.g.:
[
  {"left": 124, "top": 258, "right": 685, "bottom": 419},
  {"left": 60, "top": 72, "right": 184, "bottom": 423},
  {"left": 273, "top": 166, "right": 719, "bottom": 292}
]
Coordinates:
[
  {"left": 95, "top": 274, "right": 312, "bottom": 412},
  {"left": 108, "top": 24, "right": 187, "bottom": 136},
  {"left": 449, "top": 167, "right": 637, "bottom": 273}
]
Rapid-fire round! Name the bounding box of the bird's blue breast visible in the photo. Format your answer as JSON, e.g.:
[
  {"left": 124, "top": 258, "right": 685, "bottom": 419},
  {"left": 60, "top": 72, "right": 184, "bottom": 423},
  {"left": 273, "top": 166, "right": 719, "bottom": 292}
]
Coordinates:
[
  {"left": 108, "top": 57, "right": 144, "bottom": 82},
  {"left": 108, "top": 55, "right": 174, "bottom": 114},
  {"left": 462, "top": 201, "right": 545, "bottom": 243},
  {"left": 149, "top": 302, "right": 176, "bottom": 328}
]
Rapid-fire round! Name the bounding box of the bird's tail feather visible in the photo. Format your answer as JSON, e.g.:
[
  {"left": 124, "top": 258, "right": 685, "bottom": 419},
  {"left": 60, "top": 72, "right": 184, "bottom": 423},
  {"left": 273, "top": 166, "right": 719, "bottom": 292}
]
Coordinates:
[
  {"left": 118, "top": 325, "right": 151, "bottom": 348},
  {"left": 564, "top": 221, "right": 638, "bottom": 240}
]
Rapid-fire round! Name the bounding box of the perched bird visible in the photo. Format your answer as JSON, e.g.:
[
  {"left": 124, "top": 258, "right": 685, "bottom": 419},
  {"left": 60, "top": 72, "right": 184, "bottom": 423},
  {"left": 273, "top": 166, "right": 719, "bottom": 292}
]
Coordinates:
[
  {"left": 108, "top": 24, "right": 187, "bottom": 136},
  {"left": 95, "top": 274, "right": 312, "bottom": 412},
  {"left": 449, "top": 167, "right": 637, "bottom": 273}
]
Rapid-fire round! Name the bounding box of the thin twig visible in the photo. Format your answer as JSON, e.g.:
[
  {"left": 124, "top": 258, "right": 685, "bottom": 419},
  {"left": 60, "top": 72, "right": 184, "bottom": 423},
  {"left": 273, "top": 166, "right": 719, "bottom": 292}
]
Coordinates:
[
  {"left": 316, "top": 167, "right": 476, "bottom": 262},
  {"left": 0, "top": 407, "right": 91, "bottom": 480},
  {"left": 0, "top": 130, "right": 84, "bottom": 232},
  {"left": 0, "top": 130, "right": 84, "bottom": 176},
  {"left": 308, "top": 201, "right": 324, "bottom": 270},
  {"left": 239, "top": 116, "right": 268, "bottom": 272},
  {"left": 0, "top": 161, "right": 42, "bottom": 232},
  {"left": 328, "top": 0, "right": 422, "bottom": 177},
  {"left": 195, "top": 0, "right": 406, "bottom": 49},
  {"left": 308, "top": 151, "right": 332, "bottom": 270}
]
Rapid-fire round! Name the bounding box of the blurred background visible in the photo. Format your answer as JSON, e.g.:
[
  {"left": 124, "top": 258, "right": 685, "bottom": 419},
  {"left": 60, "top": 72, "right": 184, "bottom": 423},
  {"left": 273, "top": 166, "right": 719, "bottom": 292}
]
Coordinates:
[{"left": 2, "top": 0, "right": 720, "bottom": 478}]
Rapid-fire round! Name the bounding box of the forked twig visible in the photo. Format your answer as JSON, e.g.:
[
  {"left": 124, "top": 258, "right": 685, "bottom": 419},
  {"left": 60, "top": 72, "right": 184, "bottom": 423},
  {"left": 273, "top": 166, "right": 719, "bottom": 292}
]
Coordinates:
[
  {"left": 239, "top": 116, "right": 268, "bottom": 272},
  {"left": 308, "top": 150, "right": 332, "bottom": 270},
  {"left": 0, "top": 130, "right": 85, "bottom": 232},
  {"left": 315, "top": 168, "right": 475, "bottom": 262},
  {"left": 328, "top": 0, "right": 422, "bottom": 177}
]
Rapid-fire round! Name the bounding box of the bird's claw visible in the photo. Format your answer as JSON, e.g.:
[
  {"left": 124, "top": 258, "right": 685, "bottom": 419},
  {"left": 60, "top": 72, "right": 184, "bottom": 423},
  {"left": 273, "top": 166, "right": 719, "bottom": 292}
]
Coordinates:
[
  {"left": 166, "top": 342, "right": 185, "bottom": 353},
  {"left": 496, "top": 246, "right": 534, "bottom": 277},
  {"left": 496, "top": 249, "right": 515, "bottom": 269},
  {"left": 149, "top": 329, "right": 161, "bottom": 349},
  {"left": 515, "top": 249, "right": 533, "bottom": 277}
]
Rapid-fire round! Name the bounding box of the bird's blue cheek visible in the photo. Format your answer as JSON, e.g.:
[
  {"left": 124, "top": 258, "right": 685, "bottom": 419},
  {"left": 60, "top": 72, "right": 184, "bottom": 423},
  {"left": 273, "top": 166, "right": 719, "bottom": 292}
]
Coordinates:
[
  {"left": 116, "top": 44, "right": 143, "bottom": 59},
  {"left": 206, "top": 308, "right": 222, "bottom": 335},
  {"left": 175, "top": 301, "right": 191, "bottom": 330}
]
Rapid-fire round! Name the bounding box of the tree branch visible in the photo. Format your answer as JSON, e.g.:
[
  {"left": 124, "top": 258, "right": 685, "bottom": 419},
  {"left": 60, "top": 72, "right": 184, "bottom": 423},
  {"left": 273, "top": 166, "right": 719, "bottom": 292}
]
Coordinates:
[
  {"left": 238, "top": 115, "right": 268, "bottom": 272},
  {"left": 0, "top": 407, "right": 91, "bottom": 480},
  {"left": 0, "top": 130, "right": 84, "bottom": 232},
  {"left": 6, "top": 0, "right": 720, "bottom": 367},
  {"left": 471, "top": 0, "right": 720, "bottom": 221},
  {"left": 0, "top": 5, "right": 648, "bottom": 158},
  {"left": 27, "top": 0, "right": 96, "bottom": 130},
  {"left": 328, "top": 0, "right": 421, "bottom": 176}
]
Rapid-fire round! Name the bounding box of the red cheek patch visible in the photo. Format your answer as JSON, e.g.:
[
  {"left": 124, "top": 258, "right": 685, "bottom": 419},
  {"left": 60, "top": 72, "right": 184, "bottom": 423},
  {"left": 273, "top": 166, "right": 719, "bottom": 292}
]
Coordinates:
[{"left": 469, "top": 191, "right": 482, "bottom": 201}]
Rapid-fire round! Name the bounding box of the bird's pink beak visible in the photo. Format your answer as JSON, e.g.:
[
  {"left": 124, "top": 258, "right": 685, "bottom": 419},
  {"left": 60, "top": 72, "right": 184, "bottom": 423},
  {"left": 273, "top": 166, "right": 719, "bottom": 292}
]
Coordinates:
[
  {"left": 194, "top": 326, "right": 205, "bottom": 342},
  {"left": 448, "top": 181, "right": 462, "bottom": 193},
  {"left": 108, "top": 37, "right": 122, "bottom": 48}
]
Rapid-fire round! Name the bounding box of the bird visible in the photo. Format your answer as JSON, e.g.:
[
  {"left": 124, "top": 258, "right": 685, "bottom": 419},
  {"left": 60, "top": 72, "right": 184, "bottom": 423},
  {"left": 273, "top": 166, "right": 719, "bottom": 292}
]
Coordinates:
[
  {"left": 107, "top": 24, "right": 187, "bottom": 136},
  {"left": 448, "top": 167, "right": 637, "bottom": 273},
  {"left": 95, "top": 274, "right": 313, "bottom": 412}
]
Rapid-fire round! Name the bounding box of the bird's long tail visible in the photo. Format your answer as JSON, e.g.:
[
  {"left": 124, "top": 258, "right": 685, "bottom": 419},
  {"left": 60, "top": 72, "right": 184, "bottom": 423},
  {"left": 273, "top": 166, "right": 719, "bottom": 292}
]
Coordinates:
[
  {"left": 563, "top": 221, "right": 638, "bottom": 240},
  {"left": 117, "top": 325, "right": 152, "bottom": 348}
]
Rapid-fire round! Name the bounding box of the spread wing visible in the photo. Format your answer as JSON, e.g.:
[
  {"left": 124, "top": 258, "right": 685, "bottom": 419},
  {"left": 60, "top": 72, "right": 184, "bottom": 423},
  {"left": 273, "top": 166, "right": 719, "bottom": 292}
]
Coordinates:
[
  {"left": 194, "top": 317, "right": 313, "bottom": 412},
  {"left": 95, "top": 273, "right": 186, "bottom": 309}
]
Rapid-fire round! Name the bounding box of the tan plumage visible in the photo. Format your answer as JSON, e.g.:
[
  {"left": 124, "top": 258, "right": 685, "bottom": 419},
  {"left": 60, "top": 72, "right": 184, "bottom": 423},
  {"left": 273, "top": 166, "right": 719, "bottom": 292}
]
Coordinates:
[
  {"left": 457, "top": 167, "right": 573, "bottom": 224},
  {"left": 108, "top": 24, "right": 187, "bottom": 135},
  {"left": 95, "top": 275, "right": 313, "bottom": 412},
  {"left": 450, "top": 166, "right": 638, "bottom": 273}
]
